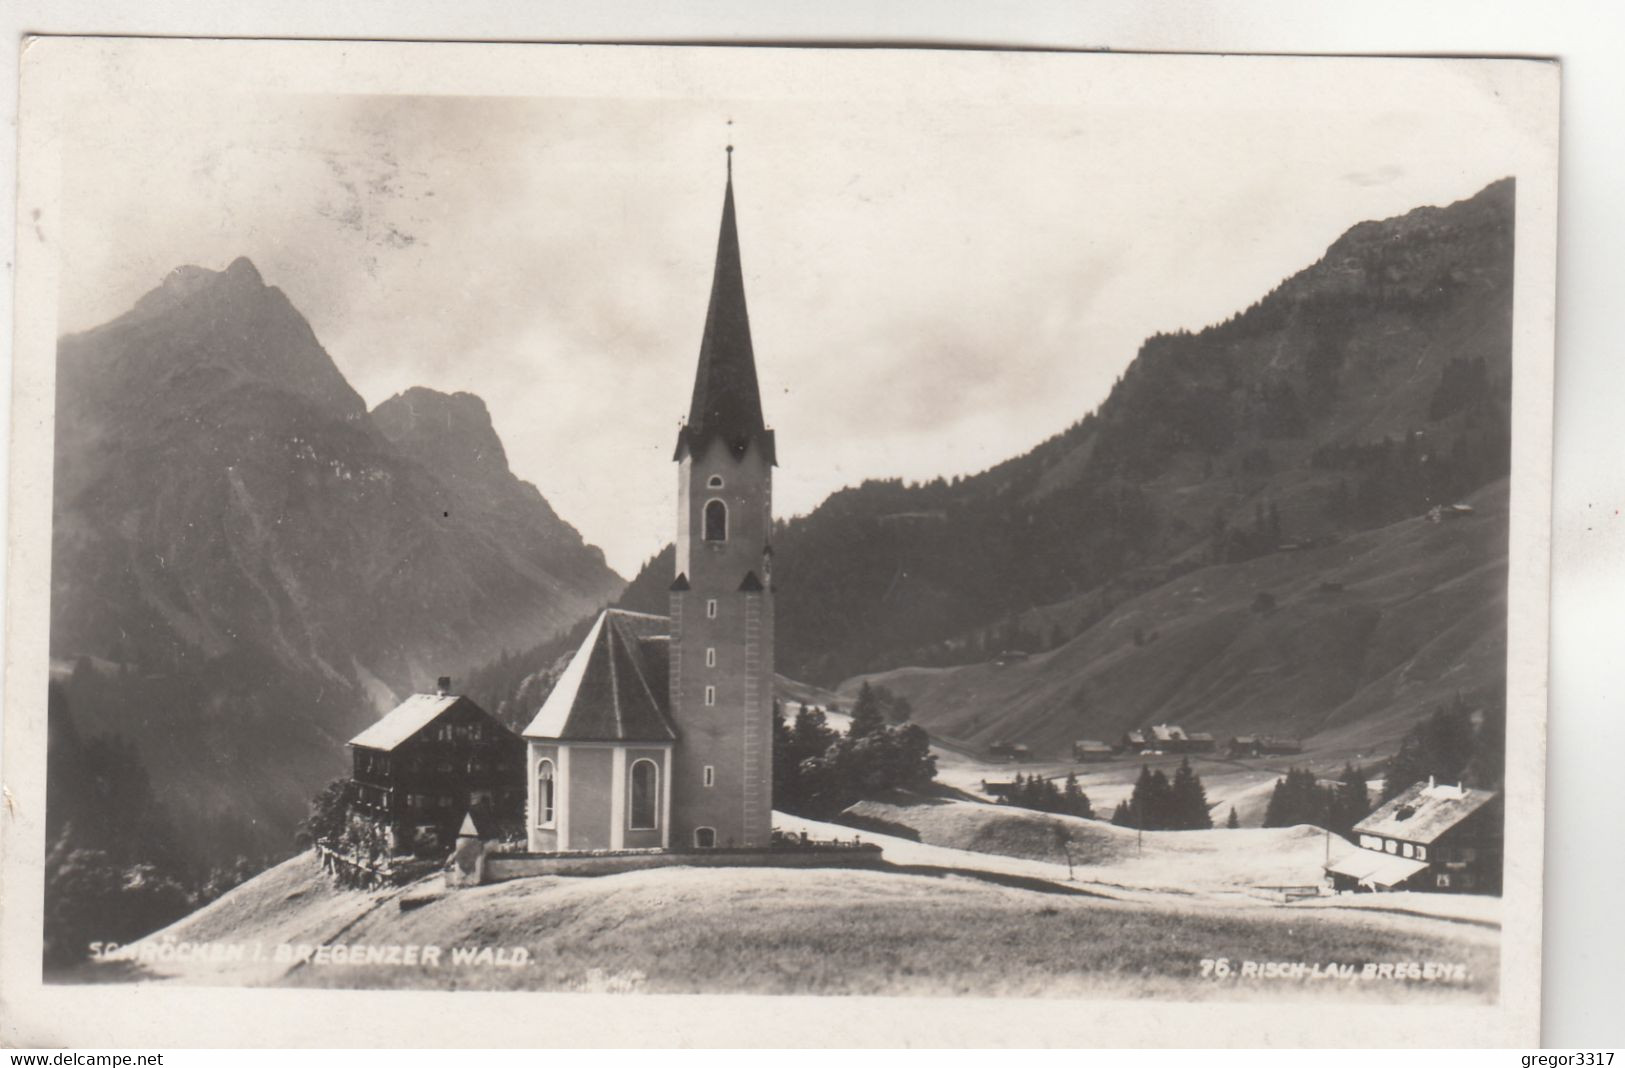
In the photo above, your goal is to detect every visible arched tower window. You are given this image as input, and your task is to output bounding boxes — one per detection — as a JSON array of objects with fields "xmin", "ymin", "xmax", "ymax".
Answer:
[
  {"xmin": 694, "ymin": 827, "xmax": 717, "ymax": 849},
  {"xmin": 704, "ymin": 499, "xmax": 728, "ymax": 542},
  {"xmin": 629, "ymin": 759, "xmax": 659, "ymax": 830},
  {"xmin": 536, "ymin": 760, "xmax": 555, "ymax": 828},
  {"xmin": 707, "ymin": 474, "xmax": 724, "ymax": 489}
]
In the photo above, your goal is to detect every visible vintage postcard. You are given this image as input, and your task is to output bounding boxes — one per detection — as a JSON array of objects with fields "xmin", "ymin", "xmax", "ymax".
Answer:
[{"xmin": 1, "ymin": 39, "xmax": 1557, "ymax": 1046}]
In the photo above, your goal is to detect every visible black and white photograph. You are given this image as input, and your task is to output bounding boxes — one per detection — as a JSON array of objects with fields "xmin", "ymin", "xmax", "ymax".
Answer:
[{"xmin": 0, "ymin": 36, "xmax": 1560, "ymax": 1048}]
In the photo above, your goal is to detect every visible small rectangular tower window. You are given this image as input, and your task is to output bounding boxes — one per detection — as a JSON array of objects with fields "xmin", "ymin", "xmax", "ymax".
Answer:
[
  {"xmin": 705, "ymin": 685, "xmax": 716, "ymax": 707},
  {"xmin": 706, "ymin": 599, "xmax": 718, "ymax": 619},
  {"xmin": 705, "ymin": 647, "xmax": 717, "ymax": 667},
  {"xmin": 703, "ymin": 766, "xmax": 715, "ymax": 787}
]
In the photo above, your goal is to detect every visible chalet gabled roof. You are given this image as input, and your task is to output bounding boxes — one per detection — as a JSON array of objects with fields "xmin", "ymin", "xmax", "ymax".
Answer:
[
  {"xmin": 522, "ymin": 609, "xmax": 677, "ymax": 744},
  {"xmin": 1354, "ymin": 780, "xmax": 1498, "ymax": 844},
  {"xmin": 348, "ymin": 692, "xmax": 465, "ymax": 752},
  {"xmin": 674, "ymin": 158, "xmax": 775, "ymax": 466}
]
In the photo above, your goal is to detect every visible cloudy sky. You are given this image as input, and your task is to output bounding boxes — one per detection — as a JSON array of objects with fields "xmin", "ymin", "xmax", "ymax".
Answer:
[{"xmin": 56, "ymin": 48, "xmax": 1532, "ymax": 575}]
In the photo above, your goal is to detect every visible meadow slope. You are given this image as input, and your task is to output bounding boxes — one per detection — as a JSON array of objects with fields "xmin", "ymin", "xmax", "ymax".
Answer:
[{"xmin": 77, "ymin": 808, "xmax": 1498, "ymax": 1002}]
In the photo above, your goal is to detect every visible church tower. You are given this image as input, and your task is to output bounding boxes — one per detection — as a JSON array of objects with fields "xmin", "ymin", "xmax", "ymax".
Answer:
[{"xmin": 668, "ymin": 150, "xmax": 776, "ymax": 850}]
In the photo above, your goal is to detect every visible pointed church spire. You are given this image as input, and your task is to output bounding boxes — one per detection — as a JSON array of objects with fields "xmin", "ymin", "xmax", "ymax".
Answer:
[{"xmin": 676, "ymin": 150, "xmax": 776, "ymax": 465}]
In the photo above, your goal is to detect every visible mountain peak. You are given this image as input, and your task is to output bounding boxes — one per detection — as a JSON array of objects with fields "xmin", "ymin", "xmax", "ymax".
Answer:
[
  {"xmin": 225, "ymin": 256, "xmax": 264, "ymax": 285},
  {"xmin": 371, "ymin": 387, "xmax": 511, "ymax": 481}
]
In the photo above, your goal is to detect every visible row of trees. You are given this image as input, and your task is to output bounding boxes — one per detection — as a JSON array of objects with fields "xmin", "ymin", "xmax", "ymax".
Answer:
[
  {"xmin": 1384, "ymin": 691, "xmax": 1505, "ymax": 798},
  {"xmin": 772, "ymin": 683, "xmax": 938, "ymax": 820},
  {"xmin": 996, "ymin": 772, "xmax": 1095, "ymax": 820},
  {"xmin": 1257, "ymin": 691, "xmax": 1506, "ymax": 835},
  {"xmin": 1261, "ymin": 764, "xmax": 1373, "ymax": 836},
  {"xmin": 1109, "ymin": 759, "xmax": 1215, "ymax": 830}
]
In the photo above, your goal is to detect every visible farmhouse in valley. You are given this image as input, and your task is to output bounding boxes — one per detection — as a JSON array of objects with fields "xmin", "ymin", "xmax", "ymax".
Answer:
[
  {"xmin": 1327, "ymin": 777, "xmax": 1502, "ymax": 893},
  {"xmin": 345, "ymin": 677, "xmax": 526, "ymax": 854},
  {"xmin": 521, "ymin": 153, "xmax": 776, "ymax": 853}
]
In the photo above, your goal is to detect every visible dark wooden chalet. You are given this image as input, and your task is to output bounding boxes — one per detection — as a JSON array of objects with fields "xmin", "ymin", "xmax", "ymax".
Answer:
[
  {"xmin": 346, "ymin": 678, "xmax": 525, "ymax": 856},
  {"xmin": 1327, "ymin": 778, "xmax": 1502, "ymax": 894}
]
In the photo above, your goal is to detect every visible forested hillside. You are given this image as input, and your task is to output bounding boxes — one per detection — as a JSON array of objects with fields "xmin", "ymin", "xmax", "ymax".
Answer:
[{"xmin": 615, "ymin": 180, "xmax": 1514, "ymax": 691}]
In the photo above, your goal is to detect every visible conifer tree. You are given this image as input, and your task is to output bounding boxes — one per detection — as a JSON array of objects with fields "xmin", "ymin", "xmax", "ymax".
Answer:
[
  {"xmin": 1170, "ymin": 758, "xmax": 1213, "ymax": 829},
  {"xmin": 847, "ymin": 681, "xmax": 887, "ymax": 739},
  {"xmin": 1226, "ymin": 806, "xmax": 1240, "ymax": 829}
]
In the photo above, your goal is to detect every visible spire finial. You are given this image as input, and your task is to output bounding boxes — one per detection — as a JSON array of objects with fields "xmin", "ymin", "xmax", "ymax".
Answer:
[{"xmin": 726, "ymin": 117, "xmax": 734, "ymax": 181}]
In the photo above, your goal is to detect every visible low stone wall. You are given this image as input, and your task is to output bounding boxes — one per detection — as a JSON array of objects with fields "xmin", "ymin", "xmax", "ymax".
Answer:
[{"xmin": 482, "ymin": 843, "xmax": 884, "ymax": 883}]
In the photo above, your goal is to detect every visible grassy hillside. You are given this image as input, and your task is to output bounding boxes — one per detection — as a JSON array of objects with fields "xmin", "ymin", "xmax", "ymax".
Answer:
[
  {"xmin": 838, "ymin": 792, "xmax": 1356, "ymax": 892},
  {"xmin": 843, "ymin": 476, "xmax": 1505, "ymax": 760},
  {"xmin": 84, "ymin": 843, "xmax": 1497, "ymax": 1001}
]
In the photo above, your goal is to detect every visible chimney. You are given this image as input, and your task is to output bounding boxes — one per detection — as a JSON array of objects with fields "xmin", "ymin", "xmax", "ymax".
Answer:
[
  {"xmin": 1428, "ymin": 774, "xmax": 1435, "ymax": 790},
  {"xmin": 437, "ymin": 675, "xmax": 452, "ymax": 696}
]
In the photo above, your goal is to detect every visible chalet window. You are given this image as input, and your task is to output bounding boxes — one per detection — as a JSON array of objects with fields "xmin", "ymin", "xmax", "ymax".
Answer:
[
  {"xmin": 706, "ymin": 647, "xmax": 717, "ymax": 668},
  {"xmin": 1401, "ymin": 843, "xmax": 1414, "ymax": 858},
  {"xmin": 536, "ymin": 760, "xmax": 556, "ymax": 828},
  {"xmin": 1416, "ymin": 845, "xmax": 1427, "ymax": 861},
  {"xmin": 629, "ymin": 759, "xmax": 659, "ymax": 831},
  {"xmin": 705, "ymin": 685, "xmax": 716, "ymax": 707},
  {"xmin": 1436, "ymin": 873, "xmax": 1451, "ymax": 888},
  {"xmin": 703, "ymin": 766, "xmax": 715, "ymax": 788},
  {"xmin": 1460, "ymin": 847, "xmax": 1477, "ymax": 862},
  {"xmin": 704, "ymin": 499, "xmax": 728, "ymax": 542},
  {"xmin": 439, "ymin": 795, "xmax": 453, "ymax": 808},
  {"xmin": 708, "ymin": 475, "xmax": 724, "ymax": 489},
  {"xmin": 1384, "ymin": 840, "xmax": 1397, "ymax": 854},
  {"xmin": 706, "ymin": 599, "xmax": 718, "ymax": 619},
  {"xmin": 694, "ymin": 827, "xmax": 717, "ymax": 849}
]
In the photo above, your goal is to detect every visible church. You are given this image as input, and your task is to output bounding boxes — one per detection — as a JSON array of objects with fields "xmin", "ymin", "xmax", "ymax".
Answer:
[{"xmin": 522, "ymin": 153, "xmax": 776, "ymax": 853}]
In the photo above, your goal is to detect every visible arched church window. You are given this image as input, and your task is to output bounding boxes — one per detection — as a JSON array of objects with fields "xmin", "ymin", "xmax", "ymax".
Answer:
[
  {"xmin": 629, "ymin": 759, "xmax": 659, "ymax": 830},
  {"xmin": 536, "ymin": 760, "xmax": 555, "ymax": 827},
  {"xmin": 694, "ymin": 827, "xmax": 717, "ymax": 849},
  {"xmin": 708, "ymin": 474, "xmax": 724, "ymax": 489},
  {"xmin": 704, "ymin": 499, "xmax": 728, "ymax": 542}
]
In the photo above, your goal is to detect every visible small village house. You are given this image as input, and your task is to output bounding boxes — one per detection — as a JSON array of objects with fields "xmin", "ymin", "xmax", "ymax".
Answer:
[
  {"xmin": 346, "ymin": 677, "xmax": 525, "ymax": 856},
  {"xmin": 1121, "ymin": 724, "xmax": 1211, "ymax": 754},
  {"xmin": 1326, "ymin": 777, "xmax": 1502, "ymax": 893},
  {"xmin": 1227, "ymin": 734, "xmax": 1305, "ymax": 757},
  {"xmin": 1184, "ymin": 731, "xmax": 1217, "ymax": 753},
  {"xmin": 1072, "ymin": 739, "xmax": 1114, "ymax": 762},
  {"xmin": 1150, "ymin": 724, "xmax": 1189, "ymax": 750}
]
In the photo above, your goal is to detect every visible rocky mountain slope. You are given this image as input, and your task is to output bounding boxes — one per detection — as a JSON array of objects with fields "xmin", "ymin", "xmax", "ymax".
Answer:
[{"xmin": 50, "ymin": 258, "xmax": 623, "ymax": 862}]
